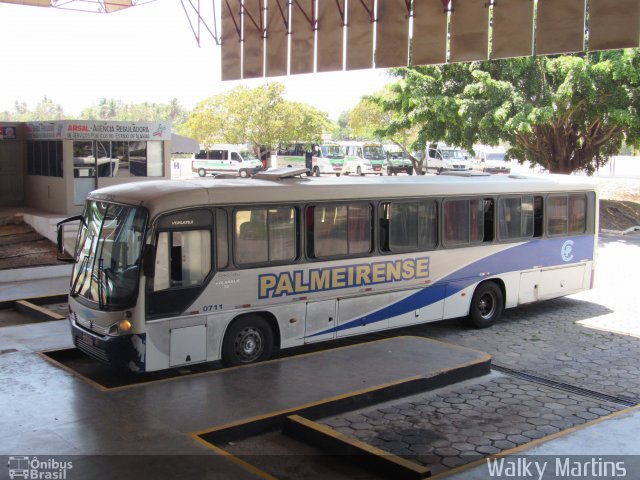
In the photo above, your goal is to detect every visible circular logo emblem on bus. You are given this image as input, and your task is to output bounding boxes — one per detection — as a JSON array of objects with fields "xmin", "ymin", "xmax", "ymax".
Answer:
[{"xmin": 561, "ymin": 240, "xmax": 574, "ymax": 262}]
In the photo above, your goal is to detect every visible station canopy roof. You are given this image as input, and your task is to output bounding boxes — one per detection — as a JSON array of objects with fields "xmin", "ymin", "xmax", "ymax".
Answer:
[
  {"xmin": 216, "ymin": 0, "xmax": 640, "ymax": 80},
  {"xmin": 4, "ymin": 0, "xmax": 639, "ymax": 80},
  {"xmin": 0, "ymin": 0, "xmax": 135, "ymax": 13}
]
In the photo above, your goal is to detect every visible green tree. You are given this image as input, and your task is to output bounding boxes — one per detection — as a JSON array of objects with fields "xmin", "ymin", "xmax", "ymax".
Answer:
[
  {"xmin": 350, "ymin": 93, "xmax": 427, "ymax": 173},
  {"xmin": 181, "ymin": 83, "xmax": 330, "ymax": 160},
  {"xmin": 0, "ymin": 97, "xmax": 67, "ymax": 121},
  {"xmin": 79, "ymin": 98, "xmax": 188, "ymax": 128},
  {"xmin": 373, "ymin": 50, "xmax": 640, "ymax": 174}
]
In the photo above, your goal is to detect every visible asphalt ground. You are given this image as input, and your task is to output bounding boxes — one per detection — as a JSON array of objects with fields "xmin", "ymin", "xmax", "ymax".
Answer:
[
  {"xmin": 2, "ymin": 233, "xmax": 638, "ymax": 479},
  {"xmin": 217, "ymin": 232, "xmax": 640, "ymax": 478}
]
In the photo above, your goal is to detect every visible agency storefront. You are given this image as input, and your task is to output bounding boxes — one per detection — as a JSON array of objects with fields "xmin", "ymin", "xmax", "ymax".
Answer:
[{"xmin": 24, "ymin": 120, "xmax": 171, "ymax": 215}]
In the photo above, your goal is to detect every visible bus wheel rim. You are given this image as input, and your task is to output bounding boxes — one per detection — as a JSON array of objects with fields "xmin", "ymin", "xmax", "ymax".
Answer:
[
  {"xmin": 478, "ymin": 292, "xmax": 496, "ymax": 319},
  {"xmin": 235, "ymin": 327, "xmax": 263, "ymax": 362}
]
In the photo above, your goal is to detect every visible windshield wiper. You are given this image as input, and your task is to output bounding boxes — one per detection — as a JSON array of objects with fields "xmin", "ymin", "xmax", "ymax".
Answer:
[
  {"xmin": 98, "ymin": 258, "xmax": 106, "ymax": 310},
  {"xmin": 70, "ymin": 255, "xmax": 89, "ymax": 297}
]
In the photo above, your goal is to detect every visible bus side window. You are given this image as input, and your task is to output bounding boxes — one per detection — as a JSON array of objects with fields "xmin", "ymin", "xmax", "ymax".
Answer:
[
  {"xmin": 533, "ymin": 196, "xmax": 543, "ymax": 237},
  {"xmin": 308, "ymin": 203, "xmax": 371, "ymax": 259},
  {"xmin": 216, "ymin": 209, "xmax": 229, "ymax": 270},
  {"xmin": 547, "ymin": 195, "xmax": 568, "ymax": 236},
  {"xmin": 153, "ymin": 230, "xmax": 212, "ymax": 291},
  {"xmin": 483, "ymin": 198, "xmax": 495, "ymax": 242}
]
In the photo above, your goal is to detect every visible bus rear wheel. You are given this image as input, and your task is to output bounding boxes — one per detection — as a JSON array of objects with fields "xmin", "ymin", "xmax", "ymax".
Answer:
[
  {"xmin": 239, "ymin": 169, "xmax": 249, "ymax": 178},
  {"xmin": 313, "ymin": 167, "xmax": 320, "ymax": 177},
  {"xmin": 357, "ymin": 166, "xmax": 364, "ymax": 176},
  {"xmin": 198, "ymin": 168, "xmax": 206, "ymax": 177},
  {"xmin": 466, "ymin": 281, "xmax": 503, "ymax": 329},
  {"xmin": 222, "ymin": 316, "xmax": 274, "ymax": 366}
]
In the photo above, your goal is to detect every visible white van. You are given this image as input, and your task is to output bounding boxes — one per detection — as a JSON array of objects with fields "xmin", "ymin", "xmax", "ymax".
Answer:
[
  {"xmin": 340, "ymin": 141, "xmax": 385, "ymax": 175},
  {"xmin": 192, "ymin": 145, "xmax": 263, "ymax": 178},
  {"xmin": 422, "ymin": 144, "xmax": 471, "ymax": 174},
  {"xmin": 383, "ymin": 145, "xmax": 414, "ymax": 175},
  {"xmin": 471, "ymin": 145, "xmax": 511, "ymax": 174}
]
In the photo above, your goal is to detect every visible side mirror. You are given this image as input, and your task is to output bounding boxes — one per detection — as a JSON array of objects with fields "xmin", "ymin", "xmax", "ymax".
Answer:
[
  {"xmin": 142, "ymin": 244, "xmax": 156, "ymax": 278},
  {"xmin": 56, "ymin": 215, "xmax": 83, "ymax": 262}
]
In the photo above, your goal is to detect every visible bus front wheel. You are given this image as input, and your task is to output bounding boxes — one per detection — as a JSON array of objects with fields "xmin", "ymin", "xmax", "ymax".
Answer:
[
  {"xmin": 239, "ymin": 169, "xmax": 249, "ymax": 178},
  {"xmin": 313, "ymin": 167, "xmax": 320, "ymax": 177},
  {"xmin": 466, "ymin": 281, "xmax": 503, "ymax": 329},
  {"xmin": 222, "ymin": 316, "xmax": 274, "ymax": 366},
  {"xmin": 198, "ymin": 168, "xmax": 206, "ymax": 177}
]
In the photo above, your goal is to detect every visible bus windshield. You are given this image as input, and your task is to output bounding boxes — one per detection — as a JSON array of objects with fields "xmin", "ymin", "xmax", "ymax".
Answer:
[
  {"xmin": 240, "ymin": 150, "xmax": 258, "ymax": 161},
  {"xmin": 71, "ymin": 201, "xmax": 147, "ymax": 309},
  {"xmin": 363, "ymin": 145, "xmax": 386, "ymax": 160},
  {"xmin": 441, "ymin": 149, "xmax": 466, "ymax": 160},
  {"xmin": 320, "ymin": 145, "xmax": 345, "ymax": 159}
]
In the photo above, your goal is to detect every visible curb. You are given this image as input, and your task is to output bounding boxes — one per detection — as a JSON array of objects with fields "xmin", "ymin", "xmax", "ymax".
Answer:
[{"xmin": 283, "ymin": 414, "xmax": 430, "ymax": 480}]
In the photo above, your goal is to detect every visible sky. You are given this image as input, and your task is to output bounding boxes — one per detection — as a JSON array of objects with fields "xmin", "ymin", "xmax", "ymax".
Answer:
[{"xmin": 0, "ymin": 0, "xmax": 391, "ymax": 120}]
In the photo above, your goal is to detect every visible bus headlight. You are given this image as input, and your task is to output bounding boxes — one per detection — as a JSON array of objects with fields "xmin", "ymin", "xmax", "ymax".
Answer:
[
  {"xmin": 108, "ymin": 318, "xmax": 132, "ymax": 336},
  {"xmin": 118, "ymin": 319, "xmax": 132, "ymax": 333}
]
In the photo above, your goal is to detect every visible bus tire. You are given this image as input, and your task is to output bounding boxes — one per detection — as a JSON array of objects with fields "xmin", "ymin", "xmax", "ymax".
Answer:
[
  {"xmin": 357, "ymin": 166, "xmax": 364, "ymax": 176},
  {"xmin": 239, "ymin": 169, "xmax": 249, "ymax": 178},
  {"xmin": 313, "ymin": 167, "xmax": 320, "ymax": 177},
  {"xmin": 408, "ymin": 168, "xmax": 414, "ymax": 176},
  {"xmin": 387, "ymin": 167, "xmax": 393, "ymax": 176},
  {"xmin": 198, "ymin": 168, "xmax": 206, "ymax": 177},
  {"xmin": 466, "ymin": 281, "xmax": 503, "ymax": 329},
  {"xmin": 221, "ymin": 315, "xmax": 274, "ymax": 366},
  {"xmin": 336, "ymin": 173, "xmax": 341, "ymax": 177}
]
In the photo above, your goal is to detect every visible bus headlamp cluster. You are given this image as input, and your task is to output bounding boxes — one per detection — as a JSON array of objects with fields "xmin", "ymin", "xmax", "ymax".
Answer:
[{"xmin": 108, "ymin": 316, "xmax": 133, "ymax": 336}]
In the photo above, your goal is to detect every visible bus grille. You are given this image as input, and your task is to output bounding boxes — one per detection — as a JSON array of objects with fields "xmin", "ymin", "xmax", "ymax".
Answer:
[
  {"xmin": 73, "ymin": 312, "xmax": 110, "ymax": 336},
  {"xmin": 74, "ymin": 336, "xmax": 109, "ymax": 364}
]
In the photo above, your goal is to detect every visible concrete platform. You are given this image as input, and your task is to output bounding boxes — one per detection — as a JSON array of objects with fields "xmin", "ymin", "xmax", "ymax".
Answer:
[{"xmin": 0, "ymin": 318, "xmax": 490, "ymax": 479}]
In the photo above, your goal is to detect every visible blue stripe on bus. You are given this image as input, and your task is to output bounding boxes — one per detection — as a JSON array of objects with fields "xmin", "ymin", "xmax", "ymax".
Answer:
[{"xmin": 307, "ymin": 235, "xmax": 594, "ymax": 338}]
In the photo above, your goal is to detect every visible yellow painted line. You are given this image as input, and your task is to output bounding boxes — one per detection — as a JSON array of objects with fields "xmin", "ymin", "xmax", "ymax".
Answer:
[
  {"xmin": 430, "ymin": 403, "xmax": 640, "ymax": 480},
  {"xmin": 36, "ymin": 350, "xmax": 109, "ymax": 392},
  {"xmin": 286, "ymin": 415, "xmax": 429, "ymax": 478},
  {"xmin": 15, "ymin": 300, "xmax": 66, "ymax": 321},
  {"xmin": 189, "ymin": 433, "xmax": 278, "ymax": 480}
]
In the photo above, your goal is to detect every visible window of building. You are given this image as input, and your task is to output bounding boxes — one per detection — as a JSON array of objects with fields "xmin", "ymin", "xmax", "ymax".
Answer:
[
  {"xmin": 234, "ymin": 207, "xmax": 297, "ymax": 266},
  {"xmin": 307, "ymin": 203, "xmax": 372, "ymax": 259},
  {"xmin": 27, "ymin": 141, "xmax": 63, "ymax": 177}
]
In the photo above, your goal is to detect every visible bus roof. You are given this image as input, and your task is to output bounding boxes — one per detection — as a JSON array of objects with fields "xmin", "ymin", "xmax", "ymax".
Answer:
[{"xmin": 89, "ymin": 174, "xmax": 598, "ymax": 218}]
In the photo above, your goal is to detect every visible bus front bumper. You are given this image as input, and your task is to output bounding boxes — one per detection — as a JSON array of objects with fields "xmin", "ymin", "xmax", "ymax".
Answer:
[{"xmin": 70, "ymin": 322, "xmax": 146, "ymax": 372}]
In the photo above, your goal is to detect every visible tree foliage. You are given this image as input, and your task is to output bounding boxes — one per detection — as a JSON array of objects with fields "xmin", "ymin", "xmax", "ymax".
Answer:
[
  {"xmin": 371, "ymin": 50, "xmax": 640, "ymax": 174},
  {"xmin": 180, "ymin": 82, "xmax": 331, "ymax": 158},
  {"xmin": 348, "ymin": 92, "xmax": 426, "ymax": 173},
  {"xmin": 0, "ymin": 97, "xmax": 67, "ymax": 121},
  {"xmin": 80, "ymin": 98, "xmax": 188, "ymax": 127}
]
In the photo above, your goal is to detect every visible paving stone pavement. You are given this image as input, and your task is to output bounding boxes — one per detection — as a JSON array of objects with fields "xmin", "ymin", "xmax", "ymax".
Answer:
[
  {"xmin": 321, "ymin": 374, "xmax": 623, "ymax": 475},
  {"xmin": 317, "ymin": 234, "xmax": 640, "ymax": 476}
]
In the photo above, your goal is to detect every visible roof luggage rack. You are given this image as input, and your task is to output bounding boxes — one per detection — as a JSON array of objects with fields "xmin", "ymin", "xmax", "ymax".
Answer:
[
  {"xmin": 440, "ymin": 171, "xmax": 491, "ymax": 177},
  {"xmin": 253, "ymin": 167, "xmax": 310, "ymax": 180}
]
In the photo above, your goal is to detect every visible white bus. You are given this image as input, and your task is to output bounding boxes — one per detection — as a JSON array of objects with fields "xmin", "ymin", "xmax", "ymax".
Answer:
[
  {"xmin": 340, "ymin": 141, "xmax": 386, "ymax": 175},
  {"xmin": 275, "ymin": 142, "xmax": 345, "ymax": 176},
  {"xmin": 57, "ymin": 170, "xmax": 598, "ymax": 372}
]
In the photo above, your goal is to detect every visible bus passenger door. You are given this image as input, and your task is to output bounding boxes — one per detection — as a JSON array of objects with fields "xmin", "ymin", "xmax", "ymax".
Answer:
[{"xmin": 305, "ymin": 300, "xmax": 336, "ymax": 343}]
